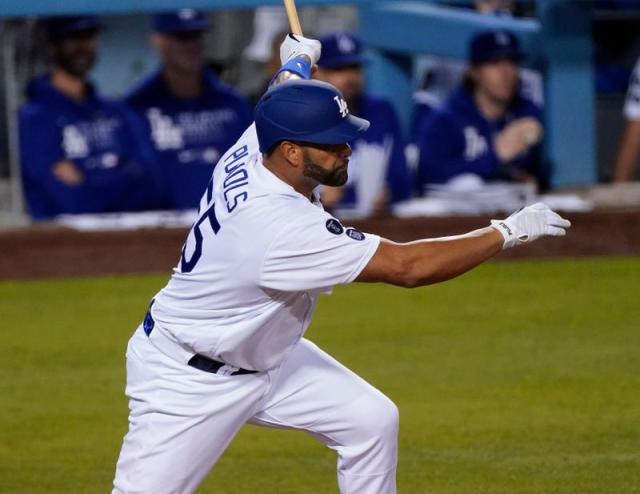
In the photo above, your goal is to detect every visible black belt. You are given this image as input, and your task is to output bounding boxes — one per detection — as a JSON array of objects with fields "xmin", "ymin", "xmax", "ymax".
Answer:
[
  {"xmin": 143, "ymin": 303, "xmax": 258, "ymax": 377},
  {"xmin": 187, "ymin": 354, "xmax": 258, "ymax": 375}
]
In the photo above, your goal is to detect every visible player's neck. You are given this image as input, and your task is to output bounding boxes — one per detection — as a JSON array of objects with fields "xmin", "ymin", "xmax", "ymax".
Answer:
[
  {"xmin": 263, "ymin": 156, "xmax": 315, "ymax": 201},
  {"xmin": 51, "ymin": 69, "xmax": 87, "ymax": 103},
  {"xmin": 162, "ymin": 67, "xmax": 202, "ymax": 99},
  {"xmin": 473, "ymin": 90, "xmax": 508, "ymax": 121}
]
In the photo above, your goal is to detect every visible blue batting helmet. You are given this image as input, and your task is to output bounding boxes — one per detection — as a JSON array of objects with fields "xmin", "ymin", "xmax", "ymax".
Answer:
[{"xmin": 254, "ymin": 79, "xmax": 370, "ymax": 153}]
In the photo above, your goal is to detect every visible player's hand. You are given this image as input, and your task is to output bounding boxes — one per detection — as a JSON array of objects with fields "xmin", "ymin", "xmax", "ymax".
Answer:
[
  {"xmin": 53, "ymin": 160, "xmax": 85, "ymax": 186},
  {"xmin": 280, "ymin": 33, "xmax": 322, "ymax": 66},
  {"xmin": 490, "ymin": 202, "xmax": 571, "ymax": 249},
  {"xmin": 494, "ymin": 117, "xmax": 543, "ymax": 163}
]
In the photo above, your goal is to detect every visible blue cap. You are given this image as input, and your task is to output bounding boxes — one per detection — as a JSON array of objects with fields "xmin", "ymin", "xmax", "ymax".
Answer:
[
  {"xmin": 41, "ymin": 16, "xmax": 102, "ymax": 40},
  {"xmin": 469, "ymin": 30, "xmax": 523, "ymax": 65},
  {"xmin": 317, "ymin": 32, "xmax": 364, "ymax": 69},
  {"xmin": 153, "ymin": 9, "xmax": 209, "ymax": 34},
  {"xmin": 255, "ymin": 80, "xmax": 370, "ymax": 153}
]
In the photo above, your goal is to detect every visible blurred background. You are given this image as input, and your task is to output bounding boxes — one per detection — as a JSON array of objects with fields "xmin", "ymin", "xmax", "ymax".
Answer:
[
  {"xmin": 1, "ymin": 2, "xmax": 639, "ymax": 493},
  {"xmin": 0, "ymin": 0, "xmax": 639, "ymax": 230}
]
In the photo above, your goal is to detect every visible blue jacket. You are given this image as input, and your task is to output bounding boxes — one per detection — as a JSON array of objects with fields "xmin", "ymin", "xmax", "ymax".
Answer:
[
  {"xmin": 340, "ymin": 93, "xmax": 411, "ymax": 207},
  {"xmin": 415, "ymin": 84, "xmax": 548, "ymax": 191},
  {"xmin": 124, "ymin": 69, "xmax": 252, "ymax": 210},
  {"xmin": 19, "ymin": 75, "xmax": 157, "ymax": 219}
]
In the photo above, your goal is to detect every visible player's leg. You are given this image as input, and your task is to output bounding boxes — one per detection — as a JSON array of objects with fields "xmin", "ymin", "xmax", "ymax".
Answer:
[
  {"xmin": 249, "ymin": 339, "xmax": 399, "ymax": 494},
  {"xmin": 112, "ymin": 327, "xmax": 269, "ymax": 494}
]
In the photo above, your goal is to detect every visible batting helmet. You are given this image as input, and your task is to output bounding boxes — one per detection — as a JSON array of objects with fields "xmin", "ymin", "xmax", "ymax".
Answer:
[{"xmin": 254, "ymin": 79, "xmax": 370, "ymax": 153}]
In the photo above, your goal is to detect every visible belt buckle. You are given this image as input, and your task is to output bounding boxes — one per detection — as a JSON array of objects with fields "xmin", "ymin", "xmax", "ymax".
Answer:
[{"xmin": 216, "ymin": 364, "xmax": 241, "ymax": 376}]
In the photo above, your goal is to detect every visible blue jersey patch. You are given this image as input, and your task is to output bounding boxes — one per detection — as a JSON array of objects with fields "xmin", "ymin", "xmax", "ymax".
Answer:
[
  {"xmin": 326, "ymin": 218, "xmax": 344, "ymax": 235},
  {"xmin": 346, "ymin": 228, "xmax": 365, "ymax": 241}
]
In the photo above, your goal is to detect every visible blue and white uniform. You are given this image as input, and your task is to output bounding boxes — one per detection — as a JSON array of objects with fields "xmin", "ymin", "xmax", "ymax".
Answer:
[
  {"xmin": 113, "ymin": 95, "xmax": 399, "ymax": 494},
  {"xmin": 623, "ymin": 58, "xmax": 640, "ymax": 121},
  {"xmin": 124, "ymin": 69, "xmax": 252, "ymax": 210},
  {"xmin": 150, "ymin": 124, "xmax": 380, "ymax": 371},
  {"xmin": 19, "ymin": 75, "xmax": 157, "ymax": 219},
  {"xmin": 414, "ymin": 84, "xmax": 547, "ymax": 190}
]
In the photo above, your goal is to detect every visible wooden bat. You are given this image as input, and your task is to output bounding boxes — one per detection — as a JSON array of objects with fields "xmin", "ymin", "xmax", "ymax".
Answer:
[{"xmin": 283, "ymin": 0, "xmax": 303, "ymax": 36}]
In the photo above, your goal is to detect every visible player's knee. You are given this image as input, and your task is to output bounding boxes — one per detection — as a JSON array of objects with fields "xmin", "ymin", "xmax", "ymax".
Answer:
[
  {"xmin": 354, "ymin": 393, "xmax": 399, "ymax": 442},
  {"xmin": 375, "ymin": 395, "xmax": 400, "ymax": 440}
]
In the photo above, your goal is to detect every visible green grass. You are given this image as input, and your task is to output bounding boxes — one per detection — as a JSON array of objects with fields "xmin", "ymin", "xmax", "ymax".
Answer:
[{"xmin": 0, "ymin": 257, "xmax": 639, "ymax": 493}]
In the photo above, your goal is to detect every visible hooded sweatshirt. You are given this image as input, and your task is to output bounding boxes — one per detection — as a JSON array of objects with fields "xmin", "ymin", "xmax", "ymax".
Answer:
[
  {"xmin": 415, "ymin": 84, "xmax": 548, "ymax": 191},
  {"xmin": 124, "ymin": 69, "xmax": 252, "ymax": 210},
  {"xmin": 19, "ymin": 75, "xmax": 159, "ymax": 219}
]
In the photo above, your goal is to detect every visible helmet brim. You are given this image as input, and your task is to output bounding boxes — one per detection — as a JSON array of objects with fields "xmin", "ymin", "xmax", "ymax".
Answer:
[{"xmin": 298, "ymin": 114, "xmax": 370, "ymax": 145}]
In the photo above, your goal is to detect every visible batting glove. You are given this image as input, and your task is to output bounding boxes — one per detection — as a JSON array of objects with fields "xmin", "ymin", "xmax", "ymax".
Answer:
[
  {"xmin": 490, "ymin": 202, "xmax": 571, "ymax": 250},
  {"xmin": 280, "ymin": 33, "xmax": 322, "ymax": 65}
]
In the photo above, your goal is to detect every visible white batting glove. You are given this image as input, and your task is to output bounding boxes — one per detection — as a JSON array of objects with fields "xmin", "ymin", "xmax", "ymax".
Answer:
[
  {"xmin": 490, "ymin": 203, "xmax": 571, "ymax": 250},
  {"xmin": 280, "ymin": 33, "xmax": 322, "ymax": 65}
]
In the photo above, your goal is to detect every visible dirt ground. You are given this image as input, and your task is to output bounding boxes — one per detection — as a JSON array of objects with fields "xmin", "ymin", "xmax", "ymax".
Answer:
[{"xmin": 1, "ymin": 209, "xmax": 639, "ymax": 280}]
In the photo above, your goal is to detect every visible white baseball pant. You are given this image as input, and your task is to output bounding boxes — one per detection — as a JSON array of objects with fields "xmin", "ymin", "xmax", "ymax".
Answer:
[{"xmin": 112, "ymin": 327, "xmax": 399, "ymax": 493}]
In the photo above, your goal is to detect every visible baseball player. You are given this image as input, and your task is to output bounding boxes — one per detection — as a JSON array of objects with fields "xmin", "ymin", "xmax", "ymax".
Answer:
[
  {"xmin": 313, "ymin": 31, "xmax": 411, "ymax": 217},
  {"xmin": 20, "ymin": 16, "xmax": 158, "ymax": 219},
  {"xmin": 124, "ymin": 10, "xmax": 252, "ymax": 210},
  {"xmin": 414, "ymin": 30, "xmax": 547, "ymax": 192},
  {"xmin": 612, "ymin": 56, "xmax": 640, "ymax": 182},
  {"xmin": 112, "ymin": 34, "xmax": 571, "ymax": 494}
]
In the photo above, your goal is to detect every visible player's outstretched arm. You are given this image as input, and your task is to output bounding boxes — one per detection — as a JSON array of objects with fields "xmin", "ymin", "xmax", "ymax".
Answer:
[{"xmin": 356, "ymin": 203, "xmax": 571, "ymax": 287}]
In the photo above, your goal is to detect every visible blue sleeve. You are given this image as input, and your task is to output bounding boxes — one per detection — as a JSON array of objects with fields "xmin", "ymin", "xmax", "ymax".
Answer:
[
  {"xmin": 19, "ymin": 106, "xmax": 78, "ymax": 219},
  {"xmin": 416, "ymin": 113, "xmax": 499, "ymax": 190},
  {"xmin": 233, "ymin": 93, "xmax": 253, "ymax": 132},
  {"xmin": 113, "ymin": 102, "xmax": 168, "ymax": 210},
  {"xmin": 381, "ymin": 103, "xmax": 412, "ymax": 203}
]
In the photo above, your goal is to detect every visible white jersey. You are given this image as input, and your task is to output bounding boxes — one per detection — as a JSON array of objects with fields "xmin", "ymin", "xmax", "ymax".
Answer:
[
  {"xmin": 150, "ymin": 124, "xmax": 380, "ymax": 371},
  {"xmin": 624, "ymin": 58, "xmax": 640, "ymax": 121}
]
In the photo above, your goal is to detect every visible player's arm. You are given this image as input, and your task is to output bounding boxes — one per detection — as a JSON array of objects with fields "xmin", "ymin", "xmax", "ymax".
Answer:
[
  {"xmin": 271, "ymin": 34, "xmax": 321, "ymax": 85},
  {"xmin": 356, "ymin": 203, "xmax": 571, "ymax": 287},
  {"xmin": 612, "ymin": 119, "xmax": 640, "ymax": 182}
]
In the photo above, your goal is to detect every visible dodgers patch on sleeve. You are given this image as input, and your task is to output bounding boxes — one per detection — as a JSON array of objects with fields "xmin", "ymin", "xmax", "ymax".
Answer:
[
  {"xmin": 345, "ymin": 228, "xmax": 365, "ymax": 241},
  {"xmin": 326, "ymin": 218, "xmax": 344, "ymax": 235}
]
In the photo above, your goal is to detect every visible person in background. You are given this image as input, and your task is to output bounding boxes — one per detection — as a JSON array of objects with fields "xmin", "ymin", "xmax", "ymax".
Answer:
[
  {"xmin": 125, "ymin": 10, "xmax": 252, "ymax": 210},
  {"xmin": 473, "ymin": 0, "xmax": 514, "ymax": 14},
  {"xmin": 313, "ymin": 31, "xmax": 411, "ymax": 217},
  {"xmin": 411, "ymin": 0, "xmax": 542, "ymax": 136},
  {"xmin": 19, "ymin": 16, "xmax": 157, "ymax": 220},
  {"xmin": 612, "ymin": 56, "xmax": 640, "ymax": 182},
  {"xmin": 414, "ymin": 30, "xmax": 547, "ymax": 193}
]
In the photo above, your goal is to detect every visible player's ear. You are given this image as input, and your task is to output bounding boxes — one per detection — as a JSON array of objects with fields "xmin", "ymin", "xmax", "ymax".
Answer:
[{"xmin": 279, "ymin": 141, "xmax": 303, "ymax": 168}]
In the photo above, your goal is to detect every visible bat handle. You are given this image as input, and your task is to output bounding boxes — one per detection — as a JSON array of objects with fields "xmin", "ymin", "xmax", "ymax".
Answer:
[{"xmin": 283, "ymin": 0, "xmax": 303, "ymax": 36}]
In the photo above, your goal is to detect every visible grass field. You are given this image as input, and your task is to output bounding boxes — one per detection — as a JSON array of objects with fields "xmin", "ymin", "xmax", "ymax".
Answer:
[{"xmin": 1, "ymin": 257, "xmax": 639, "ymax": 494}]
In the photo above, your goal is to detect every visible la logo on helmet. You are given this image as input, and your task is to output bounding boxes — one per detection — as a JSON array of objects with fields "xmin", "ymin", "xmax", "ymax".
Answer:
[{"xmin": 333, "ymin": 96, "xmax": 349, "ymax": 118}]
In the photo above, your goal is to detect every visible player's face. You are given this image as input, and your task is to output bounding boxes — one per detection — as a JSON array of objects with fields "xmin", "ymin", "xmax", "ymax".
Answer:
[
  {"xmin": 315, "ymin": 65, "xmax": 364, "ymax": 105},
  {"xmin": 51, "ymin": 30, "xmax": 99, "ymax": 78},
  {"xmin": 153, "ymin": 31, "xmax": 204, "ymax": 75},
  {"xmin": 474, "ymin": 0, "xmax": 514, "ymax": 13},
  {"xmin": 472, "ymin": 58, "xmax": 519, "ymax": 105},
  {"xmin": 299, "ymin": 142, "xmax": 352, "ymax": 187}
]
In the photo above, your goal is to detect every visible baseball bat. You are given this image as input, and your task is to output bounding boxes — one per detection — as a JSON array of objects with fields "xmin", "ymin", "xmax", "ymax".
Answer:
[{"xmin": 283, "ymin": 0, "xmax": 303, "ymax": 36}]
